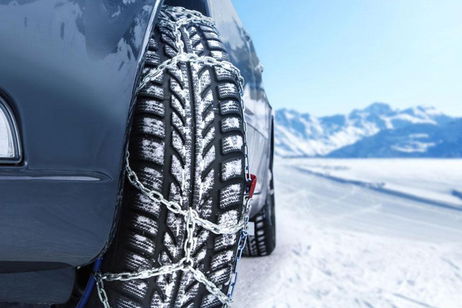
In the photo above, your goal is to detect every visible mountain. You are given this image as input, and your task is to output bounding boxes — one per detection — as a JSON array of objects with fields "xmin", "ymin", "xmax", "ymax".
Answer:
[
  {"xmin": 275, "ymin": 103, "xmax": 456, "ymax": 157},
  {"xmin": 328, "ymin": 119, "xmax": 462, "ymax": 158}
]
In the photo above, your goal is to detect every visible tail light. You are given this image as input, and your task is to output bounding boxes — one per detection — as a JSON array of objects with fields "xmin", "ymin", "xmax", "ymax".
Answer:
[{"xmin": 0, "ymin": 97, "xmax": 21, "ymax": 163}]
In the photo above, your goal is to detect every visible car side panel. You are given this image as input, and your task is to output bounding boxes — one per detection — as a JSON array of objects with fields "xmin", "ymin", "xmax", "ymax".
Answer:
[
  {"xmin": 204, "ymin": 0, "xmax": 273, "ymax": 216},
  {"xmin": 0, "ymin": 0, "xmax": 161, "ymax": 267}
]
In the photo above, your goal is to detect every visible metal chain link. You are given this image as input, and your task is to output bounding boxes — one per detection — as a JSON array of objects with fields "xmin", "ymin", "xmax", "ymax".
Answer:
[
  {"xmin": 138, "ymin": 52, "xmax": 244, "ymax": 96},
  {"xmin": 95, "ymin": 6, "xmax": 252, "ymax": 308},
  {"xmin": 138, "ymin": 8, "xmax": 244, "ymax": 95},
  {"xmin": 125, "ymin": 157, "xmax": 247, "ymax": 235}
]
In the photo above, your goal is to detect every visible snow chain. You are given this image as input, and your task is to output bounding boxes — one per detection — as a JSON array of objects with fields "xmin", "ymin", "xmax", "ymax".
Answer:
[{"xmin": 95, "ymin": 6, "xmax": 252, "ymax": 308}]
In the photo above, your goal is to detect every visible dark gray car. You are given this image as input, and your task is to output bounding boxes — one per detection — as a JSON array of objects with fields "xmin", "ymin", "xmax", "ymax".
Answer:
[{"xmin": 0, "ymin": 0, "xmax": 274, "ymax": 306}]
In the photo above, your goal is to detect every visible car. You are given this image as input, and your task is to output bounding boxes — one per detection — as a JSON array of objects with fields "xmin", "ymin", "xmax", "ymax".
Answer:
[{"xmin": 0, "ymin": 0, "xmax": 275, "ymax": 307}]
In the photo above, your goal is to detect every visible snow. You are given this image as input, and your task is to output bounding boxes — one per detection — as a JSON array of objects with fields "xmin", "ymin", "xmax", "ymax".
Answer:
[
  {"xmin": 288, "ymin": 158, "xmax": 462, "ymax": 207},
  {"xmin": 222, "ymin": 159, "xmax": 243, "ymax": 181},
  {"xmin": 223, "ymin": 135, "xmax": 244, "ymax": 153},
  {"xmin": 275, "ymin": 104, "xmax": 453, "ymax": 158},
  {"xmin": 391, "ymin": 141, "xmax": 437, "ymax": 153},
  {"xmin": 387, "ymin": 113, "xmax": 437, "ymax": 125},
  {"xmin": 222, "ymin": 117, "xmax": 241, "ymax": 131},
  {"xmin": 390, "ymin": 133, "xmax": 437, "ymax": 154},
  {"xmin": 235, "ymin": 158, "xmax": 462, "ymax": 308}
]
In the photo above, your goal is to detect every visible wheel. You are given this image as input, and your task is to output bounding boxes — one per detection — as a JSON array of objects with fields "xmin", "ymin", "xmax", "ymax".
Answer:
[
  {"xmin": 244, "ymin": 119, "xmax": 276, "ymax": 257},
  {"xmin": 86, "ymin": 6, "xmax": 248, "ymax": 308},
  {"xmin": 243, "ymin": 184, "xmax": 276, "ymax": 257}
]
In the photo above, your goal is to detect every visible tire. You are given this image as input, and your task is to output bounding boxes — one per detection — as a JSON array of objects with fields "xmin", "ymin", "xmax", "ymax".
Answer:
[
  {"xmin": 243, "ymin": 185, "xmax": 276, "ymax": 257},
  {"xmin": 89, "ymin": 6, "xmax": 247, "ymax": 308},
  {"xmin": 244, "ymin": 119, "xmax": 275, "ymax": 258}
]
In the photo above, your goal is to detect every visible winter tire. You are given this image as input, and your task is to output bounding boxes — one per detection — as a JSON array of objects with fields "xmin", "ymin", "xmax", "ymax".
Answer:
[
  {"xmin": 87, "ymin": 6, "xmax": 247, "ymax": 308},
  {"xmin": 243, "ymin": 183, "xmax": 276, "ymax": 257},
  {"xmin": 244, "ymin": 120, "xmax": 275, "ymax": 257}
]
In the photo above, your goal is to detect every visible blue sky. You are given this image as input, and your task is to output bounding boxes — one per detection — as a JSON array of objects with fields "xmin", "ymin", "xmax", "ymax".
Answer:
[{"xmin": 233, "ymin": 0, "xmax": 462, "ymax": 116}]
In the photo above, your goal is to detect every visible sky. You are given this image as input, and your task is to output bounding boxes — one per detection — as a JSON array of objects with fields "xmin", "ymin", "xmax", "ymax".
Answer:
[{"xmin": 233, "ymin": 0, "xmax": 462, "ymax": 116}]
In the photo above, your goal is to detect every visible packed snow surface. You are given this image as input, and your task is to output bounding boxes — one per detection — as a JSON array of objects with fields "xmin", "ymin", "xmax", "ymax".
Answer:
[
  {"xmin": 291, "ymin": 158, "xmax": 462, "ymax": 207},
  {"xmin": 235, "ymin": 158, "xmax": 462, "ymax": 308}
]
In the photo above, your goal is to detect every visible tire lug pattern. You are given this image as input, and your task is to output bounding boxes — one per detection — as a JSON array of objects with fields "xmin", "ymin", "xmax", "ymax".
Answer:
[{"xmin": 92, "ymin": 6, "xmax": 248, "ymax": 308}]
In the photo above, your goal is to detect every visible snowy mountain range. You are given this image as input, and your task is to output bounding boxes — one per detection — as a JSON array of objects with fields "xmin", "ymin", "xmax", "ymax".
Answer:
[{"xmin": 275, "ymin": 103, "xmax": 461, "ymax": 157}]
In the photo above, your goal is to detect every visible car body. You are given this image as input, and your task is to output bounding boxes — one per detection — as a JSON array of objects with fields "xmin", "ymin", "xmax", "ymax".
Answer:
[{"xmin": 0, "ymin": 0, "xmax": 273, "ymax": 304}]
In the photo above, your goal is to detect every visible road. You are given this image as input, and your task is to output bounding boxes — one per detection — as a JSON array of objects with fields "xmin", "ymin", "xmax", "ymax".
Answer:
[{"xmin": 234, "ymin": 160, "xmax": 462, "ymax": 308}]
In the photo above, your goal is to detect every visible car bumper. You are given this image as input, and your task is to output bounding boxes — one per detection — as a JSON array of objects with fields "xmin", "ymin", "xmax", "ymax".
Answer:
[{"xmin": 0, "ymin": 170, "xmax": 117, "ymax": 266}]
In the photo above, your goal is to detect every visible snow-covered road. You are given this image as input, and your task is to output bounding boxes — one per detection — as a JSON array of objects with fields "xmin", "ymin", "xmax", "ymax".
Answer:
[{"xmin": 234, "ymin": 159, "xmax": 462, "ymax": 308}]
